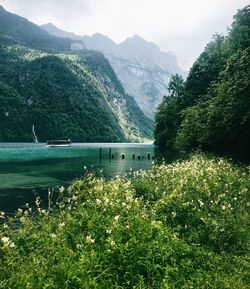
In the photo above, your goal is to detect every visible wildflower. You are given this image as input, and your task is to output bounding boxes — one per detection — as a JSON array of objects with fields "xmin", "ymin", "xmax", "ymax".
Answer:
[
  {"xmin": 172, "ymin": 211, "xmax": 176, "ymax": 218},
  {"xmin": 1, "ymin": 236, "xmax": 15, "ymax": 249},
  {"xmin": 114, "ymin": 215, "xmax": 120, "ymax": 222},
  {"xmin": 35, "ymin": 197, "xmax": 40, "ymax": 207},
  {"xmin": 106, "ymin": 229, "xmax": 112, "ymax": 234},
  {"xmin": 58, "ymin": 222, "xmax": 65, "ymax": 229},
  {"xmin": 96, "ymin": 198, "xmax": 102, "ymax": 205},
  {"xmin": 17, "ymin": 208, "xmax": 23, "ymax": 215},
  {"xmin": 1, "ymin": 236, "xmax": 9, "ymax": 243},
  {"xmin": 50, "ymin": 233, "xmax": 57, "ymax": 240},
  {"xmin": 83, "ymin": 165, "xmax": 87, "ymax": 170},
  {"xmin": 198, "ymin": 199, "xmax": 204, "ymax": 207},
  {"xmin": 86, "ymin": 235, "xmax": 95, "ymax": 245},
  {"xmin": 20, "ymin": 217, "xmax": 26, "ymax": 224},
  {"xmin": 3, "ymin": 223, "xmax": 8, "ymax": 229},
  {"xmin": 59, "ymin": 186, "xmax": 65, "ymax": 193},
  {"xmin": 0, "ymin": 211, "xmax": 5, "ymax": 219},
  {"xmin": 110, "ymin": 240, "xmax": 116, "ymax": 247},
  {"xmin": 222, "ymin": 205, "xmax": 226, "ymax": 210}
]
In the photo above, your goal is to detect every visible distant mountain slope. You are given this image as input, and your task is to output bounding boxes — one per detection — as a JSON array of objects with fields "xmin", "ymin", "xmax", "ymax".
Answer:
[
  {"xmin": 0, "ymin": 6, "xmax": 153, "ymax": 142},
  {"xmin": 0, "ymin": 5, "xmax": 73, "ymax": 52},
  {"xmin": 41, "ymin": 23, "xmax": 189, "ymax": 118}
]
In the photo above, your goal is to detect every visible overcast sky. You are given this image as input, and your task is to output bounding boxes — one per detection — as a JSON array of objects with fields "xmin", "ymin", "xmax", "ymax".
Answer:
[{"xmin": 0, "ymin": 0, "xmax": 249, "ymax": 57}]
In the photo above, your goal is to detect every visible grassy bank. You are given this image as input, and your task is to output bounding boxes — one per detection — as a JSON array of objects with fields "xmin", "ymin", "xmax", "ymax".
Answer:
[{"xmin": 0, "ymin": 154, "xmax": 249, "ymax": 288}]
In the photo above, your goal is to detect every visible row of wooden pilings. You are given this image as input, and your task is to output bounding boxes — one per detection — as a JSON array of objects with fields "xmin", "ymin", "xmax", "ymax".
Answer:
[{"xmin": 99, "ymin": 148, "xmax": 154, "ymax": 160}]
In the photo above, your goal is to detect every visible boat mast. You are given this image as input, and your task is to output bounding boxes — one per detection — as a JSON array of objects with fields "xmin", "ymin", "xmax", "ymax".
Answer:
[{"xmin": 32, "ymin": 124, "xmax": 38, "ymax": 143}]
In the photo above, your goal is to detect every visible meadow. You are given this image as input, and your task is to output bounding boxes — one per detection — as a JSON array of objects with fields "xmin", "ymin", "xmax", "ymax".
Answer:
[{"xmin": 0, "ymin": 154, "xmax": 249, "ymax": 288}]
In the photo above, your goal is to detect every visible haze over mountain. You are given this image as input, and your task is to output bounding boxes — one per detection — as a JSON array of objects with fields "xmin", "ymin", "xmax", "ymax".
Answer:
[
  {"xmin": 0, "ymin": 5, "xmax": 153, "ymax": 142},
  {"xmin": 41, "ymin": 23, "xmax": 189, "ymax": 118}
]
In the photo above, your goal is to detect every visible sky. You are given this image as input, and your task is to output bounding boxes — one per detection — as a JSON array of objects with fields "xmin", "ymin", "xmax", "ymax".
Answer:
[{"xmin": 0, "ymin": 0, "xmax": 249, "ymax": 57}]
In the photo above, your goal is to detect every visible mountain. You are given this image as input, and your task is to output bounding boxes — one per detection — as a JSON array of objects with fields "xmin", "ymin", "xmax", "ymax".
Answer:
[
  {"xmin": 0, "ymin": 6, "xmax": 153, "ymax": 142},
  {"xmin": 41, "ymin": 23, "xmax": 189, "ymax": 118}
]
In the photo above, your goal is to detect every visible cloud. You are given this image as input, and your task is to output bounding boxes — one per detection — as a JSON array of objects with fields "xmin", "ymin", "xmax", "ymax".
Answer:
[
  {"xmin": 0, "ymin": 0, "xmax": 99, "ymax": 27},
  {"xmin": 0, "ymin": 0, "xmax": 249, "ymax": 56}
]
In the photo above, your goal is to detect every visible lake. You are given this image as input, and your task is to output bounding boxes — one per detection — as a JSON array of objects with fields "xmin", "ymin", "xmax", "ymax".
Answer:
[{"xmin": 0, "ymin": 143, "xmax": 162, "ymax": 213}]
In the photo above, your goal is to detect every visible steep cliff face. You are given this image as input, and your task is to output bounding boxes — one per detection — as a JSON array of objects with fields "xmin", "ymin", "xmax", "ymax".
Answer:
[
  {"xmin": 0, "ymin": 6, "xmax": 153, "ymax": 142},
  {"xmin": 41, "ymin": 23, "xmax": 189, "ymax": 118}
]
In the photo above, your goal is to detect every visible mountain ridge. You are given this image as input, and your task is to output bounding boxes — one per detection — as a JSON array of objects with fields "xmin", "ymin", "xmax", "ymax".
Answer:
[
  {"xmin": 41, "ymin": 23, "xmax": 191, "ymax": 118},
  {"xmin": 0, "ymin": 6, "xmax": 153, "ymax": 142}
]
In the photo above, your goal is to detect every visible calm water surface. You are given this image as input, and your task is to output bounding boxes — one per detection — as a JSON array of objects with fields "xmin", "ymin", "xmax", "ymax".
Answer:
[{"xmin": 0, "ymin": 143, "xmax": 163, "ymax": 213}]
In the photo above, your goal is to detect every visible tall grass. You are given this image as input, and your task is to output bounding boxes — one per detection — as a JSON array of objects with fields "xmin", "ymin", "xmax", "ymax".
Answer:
[{"xmin": 0, "ymin": 154, "xmax": 249, "ymax": 288}]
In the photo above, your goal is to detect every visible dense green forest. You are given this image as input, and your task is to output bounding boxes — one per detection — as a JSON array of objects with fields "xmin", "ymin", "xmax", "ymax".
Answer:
[
  {"xmin": 0, "ymin": 5, "xmax": 153, "ymax": 142},
  {"xmin": 155, "ymin": 5, "xmax": 250, "ymax": 161}
]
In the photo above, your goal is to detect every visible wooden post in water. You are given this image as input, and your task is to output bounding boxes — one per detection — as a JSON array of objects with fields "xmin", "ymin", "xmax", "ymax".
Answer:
[
  {"xmin": 99, "ymin": 148, "xmax": 102, "ymax": 159},
  {"xmin": 132, "ymin": 154, "xmax": 135, "ymax": 159},
  {"xmin": 137, "ymin": 155, "xmax": 141, "ymax": 160},
  {"xmin": 109, "ymin": 148, "xmax": 112, "ymax": 159},
  {"xmin": 147, "ymin": 153, "xmax": 150, "ymax": 159},
  {"xmin": 121, "ymin": 153, "xmax": 125, "ymax": 159}
]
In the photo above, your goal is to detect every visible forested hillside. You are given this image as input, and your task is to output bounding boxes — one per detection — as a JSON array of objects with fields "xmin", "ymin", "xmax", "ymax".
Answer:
[
  {"xmin": 41, "ymin": 24, "xmax": 187, "ymax": 119},
  {"xmin": 155, "ymin": 5, "xmax": 250, "ymax": 161},
  {"xmin": 0, "ymin": 5, "xmax": 153, "ymax": 142}
]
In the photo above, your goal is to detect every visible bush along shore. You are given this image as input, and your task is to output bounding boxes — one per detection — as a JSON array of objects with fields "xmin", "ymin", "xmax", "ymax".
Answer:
[{"xmin": 0, "ymin": 154, "xmax": 250, "ymax": 288}]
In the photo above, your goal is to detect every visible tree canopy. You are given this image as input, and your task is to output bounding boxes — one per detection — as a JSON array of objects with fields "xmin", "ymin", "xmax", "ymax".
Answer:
[{"xmin": 155, "ymin": 5, "xmax": 250, "ymax": 161}]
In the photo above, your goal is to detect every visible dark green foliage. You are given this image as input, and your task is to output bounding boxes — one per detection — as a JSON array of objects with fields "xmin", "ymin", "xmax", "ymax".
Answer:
[
  {"xmin": 155, "ymin": 5, "xmax": 250, "ymax": 161},
  {"xmin": 154, "ymin": 74, "xmax": 185, "ymax": 148},
  {"xmin": 0, "ymin": 82, "xmax": 30, "ymax": 141},
  {"xmin": 185, "ymin": 34, "xmax": 228, "ymax": 105}
]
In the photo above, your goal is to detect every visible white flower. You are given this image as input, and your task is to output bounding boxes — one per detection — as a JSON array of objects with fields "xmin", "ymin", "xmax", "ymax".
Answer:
[
  {"xmin": 9, "ymin": 242, "xmax": 15, "ymax": 248},
  {"xmin": 106, "ymin": 229, "xmax": 112, "ymax": 234},
  {"xmin": 86, "ymin": 235, "xmax": 95, "ymax": 244},
  {"xmin": 172, "ymin": 211, "xmax": 176, "ymax": 218},
  {"xmin": 3, "ymin": 223, "xmax": 8, "ymax": 229},
  {"xmin": 50, "ymin": 233, "xmax": 57, "ymax": 240},
  {"xmin": 1, "ymin": 236, "xmax": 10, "ymax": 243},
  {"xmin": 58, "ymin": 222, "xmax": 65, "ymax": 229},
  {"xmin": 96, "ymin": 198, "xmax": 102, "ymax": 205},
  {"xmin": 59, "ymin": 186, "xmax": 65, "ymax": 193},
  {"xmin": 20, "ymin": 217, "xmax": 26, "ymax": 223},
  {"xmin": 0, "ymin": 211, "xmax": 5, "ymax": 219},
  {"xmin": 1, "ymin": 236, "xmax": 15, "ymax": 248},
  {"xmin": 198, "ymin": 199, "xmax": 204, "ymax": 207},
  {"xmin": 222, "ymin": 205, "xmax": 226, "ymax": 210},
  {"xmin": 114, "ymin": 215, "xmax": 120, "ymax": 222},
  {"xmin": 17, "ymin": 208, "xmax": 23, "ymax": 214},
  {"xmin": 35, "ymin": 197, "xmax": 40, "ymax": 207},
  {"xmin": 110, "ymin": 240, "xmax": 116, "ymax": 246}
]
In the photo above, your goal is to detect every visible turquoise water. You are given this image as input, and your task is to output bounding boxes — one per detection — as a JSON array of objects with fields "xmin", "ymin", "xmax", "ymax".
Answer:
[{"xmin": 0, "ymin": 143, "xmax": 158, "ymax": 213}]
